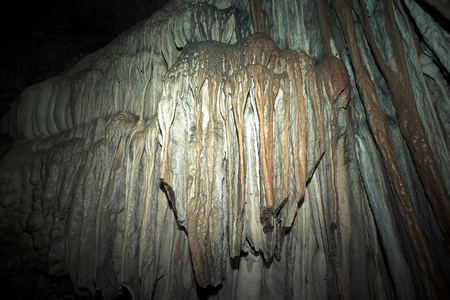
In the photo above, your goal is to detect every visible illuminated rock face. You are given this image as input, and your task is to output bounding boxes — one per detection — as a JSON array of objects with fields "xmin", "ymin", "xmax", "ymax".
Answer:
[
  {"xmin": 0, "ymin": 0, "xmax": 449, "ymax": 299},
  {"xmin": 159, "ymin": 34, "xmax": 327, "ymax": 288}
]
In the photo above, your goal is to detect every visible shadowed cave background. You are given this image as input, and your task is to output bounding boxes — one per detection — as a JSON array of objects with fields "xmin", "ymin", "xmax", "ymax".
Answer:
[{"xmin": 0, "ymin": 0, "xmax": 449, "ymax": 299}]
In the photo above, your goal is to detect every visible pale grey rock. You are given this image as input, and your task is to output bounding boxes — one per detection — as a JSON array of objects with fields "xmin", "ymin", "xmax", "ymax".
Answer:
[
  {"xmin": 405, "ymin": 0, "xmax": 450, "ymax": 73},
  {"xmin": 0, "ymin": 0, "xmax": 449, "ymax": 299}
]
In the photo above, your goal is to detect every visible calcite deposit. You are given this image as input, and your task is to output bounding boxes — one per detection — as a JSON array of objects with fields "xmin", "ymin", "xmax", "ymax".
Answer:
[{"xmin": 0, "ymin": 0, "xmax": 449, "ymax": 299}]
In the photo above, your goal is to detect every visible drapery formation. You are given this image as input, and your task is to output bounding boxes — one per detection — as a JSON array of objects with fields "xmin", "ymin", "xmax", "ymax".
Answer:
[
  {"xmin": 0, "ymin": 0, "xmax": 449, "ymax": 299},
  {"xmin": 158, "ymin": 34, "xmax": 327, "ymax": 287}
]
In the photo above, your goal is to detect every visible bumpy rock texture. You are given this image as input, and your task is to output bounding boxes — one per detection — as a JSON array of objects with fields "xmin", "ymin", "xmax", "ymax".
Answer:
[
  {"xmin": 0, "ymin": 0, "xmax": 169, "ymax": 120},
  {"xmin": 1, "ymin": 0, "xmax": 449, "ymax": 299}
]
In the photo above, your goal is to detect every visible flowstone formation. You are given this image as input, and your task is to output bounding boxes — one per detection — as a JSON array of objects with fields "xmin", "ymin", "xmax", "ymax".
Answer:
[
  {"xmin": 1, "ymin": 0, "xmax": 449, "ymax": 299},
  {"xmin": 159, "ymin": 33, "xmax": 326, "ymax": 287}
]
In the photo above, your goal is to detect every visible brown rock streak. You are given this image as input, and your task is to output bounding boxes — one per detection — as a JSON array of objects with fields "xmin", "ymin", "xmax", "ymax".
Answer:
[
  {"xmin": 334, "ymin": 0, "xmax": 450, "ymax": 297},
  {"xmin": 254, "ymin": 68, "xmax": 275, "ymax": 208},
  {"xmin": 358, "ymin": 0, "xmax": 450, "ymax": 242}
]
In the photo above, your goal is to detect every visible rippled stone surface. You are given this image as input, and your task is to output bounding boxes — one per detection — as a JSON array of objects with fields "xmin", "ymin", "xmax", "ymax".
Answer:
[{"xmin": 0, "ymin": 0, "xmax": 449, "ymax": 299}]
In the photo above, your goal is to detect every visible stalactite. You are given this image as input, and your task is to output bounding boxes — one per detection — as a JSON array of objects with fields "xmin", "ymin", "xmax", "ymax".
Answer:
[
  {"xmin": 158, "ymin": 33, "xmax": 324, "ymax": 287},
  {"xmin": 2, "ymin": 3, "xmax": 251, "ymax": 141},
  {"xmin": 353, "ymin": 0, "xmax": 450, "ymax": 297},
  {"xmin": 357, "ymin": 0, "xmax": 450, "ymax": 239},
  {"xmin": 249, "ymin": 0, "xmax": 271, "ymax": 34},
  {"xmin": 1, "ymin": 0, "xmax": 449, "ymax": 298},
  {"xmin": 332, "ymin": 0, "xmax": 436, "ymax": 298},
  {"xmin": 315, "ymin": 0, "xmax": 351, "ymax": 297}
]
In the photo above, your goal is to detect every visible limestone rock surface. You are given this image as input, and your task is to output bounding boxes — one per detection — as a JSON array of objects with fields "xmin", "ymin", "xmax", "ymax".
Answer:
[{"xmin": 0, "ymin": 0, "xmax": 449, "ymax": 299}]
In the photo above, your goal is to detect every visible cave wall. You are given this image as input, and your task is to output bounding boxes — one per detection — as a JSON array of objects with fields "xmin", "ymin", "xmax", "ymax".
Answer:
[
  {"xmin": 0, "ymin": 0, "xmax": 170, "ymax": 119},
  {"xmin": 0, "ymin": 0, "xmax": 449, "ymax": 299}
]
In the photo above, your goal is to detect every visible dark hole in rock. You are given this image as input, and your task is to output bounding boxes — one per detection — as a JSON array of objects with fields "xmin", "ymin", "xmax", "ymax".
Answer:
[
  {"xmin": 116, "ymin": 286, "xmax": 132, "ymax": 300},
  {"xmin": 196, "ymin": 283, "xmax": 222, "ymax": 299}
]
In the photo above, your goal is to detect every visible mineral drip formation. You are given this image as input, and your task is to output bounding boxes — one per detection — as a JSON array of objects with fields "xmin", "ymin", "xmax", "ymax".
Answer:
[
  {"xmin": 1, "ymin": 0, "xmax": 449, "ymax": 299},
  {"xmin": 159, "ymin": 33, "xmax": 326, "ymax": 287}
]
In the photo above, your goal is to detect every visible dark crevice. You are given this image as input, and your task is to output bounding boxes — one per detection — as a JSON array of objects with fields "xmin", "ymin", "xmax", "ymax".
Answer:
[
  {"xmin": 413, "ymin": 0, "xmax": 450, "ymax": 33},
  {"xmin": 401, "ymin": 0, "xmax": 450, "ymax": 86},
  {"xmin": 196, "ymin": 283, "xmax": 222, "ymax": 299}
]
